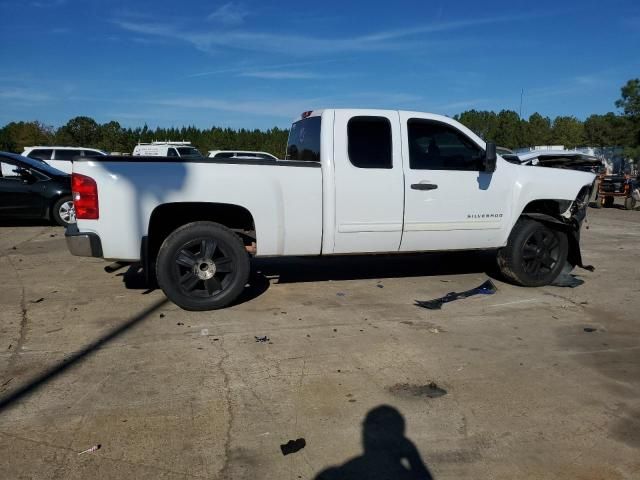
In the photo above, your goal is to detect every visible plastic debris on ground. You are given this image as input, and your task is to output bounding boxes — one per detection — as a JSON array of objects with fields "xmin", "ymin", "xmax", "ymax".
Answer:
[
  {"xmin": 551, "ymin": 273, "xmax": 584, "ymax": 288},
  {"xmin": 415, "ymin": 279, "xmax": 497, "ymax": 310},
  {"xmin": 280, "ymin": 438, "xmax": 306, "ymax": 456},
  {"xmin": 78, "ymin": 444, "xmax": 101, "ymax": 455},
  {"xmin": 255, "ymin": 335, "xmax": 269, "ymax": 343}
]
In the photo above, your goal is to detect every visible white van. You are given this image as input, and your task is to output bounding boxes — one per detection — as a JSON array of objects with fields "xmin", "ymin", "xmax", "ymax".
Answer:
[
  {"xmin": 22, "ymin": 146, "xmax": 107, "ymax": 174},
  {"xmin": 132, "ymin": 142, "xmax": 203, "ymax": 158}
]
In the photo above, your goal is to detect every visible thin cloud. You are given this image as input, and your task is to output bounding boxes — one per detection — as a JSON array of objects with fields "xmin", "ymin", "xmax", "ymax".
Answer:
[
  {"xmin": 113, "ymin": 12, "xmax": 543, "ymax": 56},
  {"xmin": 240, "ymin": 71, "xmax": 324, "ymax": 80},
  {"xmin": 207, "ymin": 2, "xmax": 248, "ymax": 25},
  {"xmin": 31, "ymin": 0, "xmax": 66, "ymax": 7},
  {"xmin": 187, "ymin": 59, "xmax": 340, "ymax": 78},
  {"xmin": 0, "ymin": 87, "xmax": 51, "ymax": 102},
  {"xmin": 150, "ymin": 96, "xmax": 321, "ymax": 118}
]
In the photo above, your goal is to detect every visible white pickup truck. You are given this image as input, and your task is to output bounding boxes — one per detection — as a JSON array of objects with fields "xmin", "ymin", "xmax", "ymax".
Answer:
[{"xmin": 66, "ymin": 109, "xmax": 595, "ymax": 310}]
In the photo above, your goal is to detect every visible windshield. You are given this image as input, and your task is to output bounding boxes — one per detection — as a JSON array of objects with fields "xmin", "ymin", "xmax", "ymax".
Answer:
[
  {"xmin": 177, "ymin": 147, "xmax": 203, "ymax": 158},
  {"xmin": 286, "ymin": 116, "xmax": 321, "ymax": 161}
]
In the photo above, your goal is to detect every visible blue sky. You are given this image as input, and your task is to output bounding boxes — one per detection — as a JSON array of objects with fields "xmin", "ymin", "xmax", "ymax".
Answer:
[{"xmin": 1, "ymin": 0, "xmax": 639, "ymax": 129}]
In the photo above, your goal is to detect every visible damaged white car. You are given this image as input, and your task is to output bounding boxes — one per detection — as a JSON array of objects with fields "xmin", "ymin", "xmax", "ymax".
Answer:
[{"xmin": 65, "ymin": 109, "xmax": 596, "ymax": 310}]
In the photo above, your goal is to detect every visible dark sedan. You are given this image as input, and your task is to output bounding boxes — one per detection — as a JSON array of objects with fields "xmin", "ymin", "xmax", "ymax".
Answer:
[{"xmin": 0, "ymin": 151, "xmax": 75, "ymax": 226}]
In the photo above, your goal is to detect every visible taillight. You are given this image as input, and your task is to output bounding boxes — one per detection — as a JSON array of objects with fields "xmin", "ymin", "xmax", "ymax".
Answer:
[{"xmin": 72, "ymin": 173, "xmax": 99, "ymax": 219}]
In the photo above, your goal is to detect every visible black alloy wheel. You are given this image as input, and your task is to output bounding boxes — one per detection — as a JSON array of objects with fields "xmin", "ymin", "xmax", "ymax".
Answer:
[
  {"xmin": 173, "ymin": 238, "xmax": 234, "ymax": 298},
  {"xmin": 156, "ymin": 222, "xmax": 250, "ymax": 310},
  {"xmin": 497, "ymin": 218, "xmax": 568, "ymax": 287},
  {"xmin": 521, "ymin": 227, "xmax": 562, "ymax": 281}
]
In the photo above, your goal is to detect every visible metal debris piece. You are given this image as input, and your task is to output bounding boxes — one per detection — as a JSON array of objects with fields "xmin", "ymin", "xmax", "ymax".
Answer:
[
  {"xmin": 551, "ymin": 273, "xmax": 584, "ymax": 288},
  {"xmin": 415, "ymin": 280, "xmax": 497, "ymax": 310}
]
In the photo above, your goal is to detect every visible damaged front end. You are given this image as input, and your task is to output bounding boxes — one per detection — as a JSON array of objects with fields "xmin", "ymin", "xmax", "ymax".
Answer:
[
  {"xmin": 564, "ymin": 184, "xmax": 594, "ymax": 271},
  {"xmin": 523, "ymin": 182, "xmax": 595, "ymax": 272}
]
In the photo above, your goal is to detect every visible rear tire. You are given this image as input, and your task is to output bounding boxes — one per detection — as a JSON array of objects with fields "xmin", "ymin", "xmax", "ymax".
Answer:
[
  {"xmin": 603, "ymin": 196, "xmax": 614, "ymax": 208},
  {"xmin": 52, "ymin": 196, "xmax": 76, "ymax": 226},
  {"xmin": 156, "ymin": 221, "xmax": 250, "ymax": 311},
  {"xmin": 497, "ymin": 219, "xmax": 568, "ymax": 287}
]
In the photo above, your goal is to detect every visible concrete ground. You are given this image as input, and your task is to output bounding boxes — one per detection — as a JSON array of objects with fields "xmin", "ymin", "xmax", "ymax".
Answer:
[{"xmin": 0, "ymin": 208, "xmax": 638, "ymax": 479}]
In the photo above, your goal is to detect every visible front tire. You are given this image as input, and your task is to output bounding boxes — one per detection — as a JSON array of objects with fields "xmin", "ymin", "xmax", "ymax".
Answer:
[
  {"xmin": 156, "ymin": 221, "xmax": 250, "ymax": 311},
  {"xmin": 497, "ymin": 219, "xmax": 568, "ymax": 287},
  {"xmin": 52, "ymin": 196, "xmax": 76, "ymax": 226}
]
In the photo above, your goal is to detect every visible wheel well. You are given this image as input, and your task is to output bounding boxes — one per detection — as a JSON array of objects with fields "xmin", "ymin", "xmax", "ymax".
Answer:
[
  {"xmin": 521, "ymin": 199, "xmax": 572, "ymax": 218},
  {"xmin": 147, "ymin": 202, "xmax": 256, "ymax": 267},
  {"xmin": 518, "ymin": 198, "xmax": 586, "ymax": 269}
]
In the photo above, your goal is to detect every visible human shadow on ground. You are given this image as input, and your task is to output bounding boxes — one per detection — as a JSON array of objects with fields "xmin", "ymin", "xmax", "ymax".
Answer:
[{"xmin": 315, "ymin": 405, "xmax": 434, "ymax": 480}]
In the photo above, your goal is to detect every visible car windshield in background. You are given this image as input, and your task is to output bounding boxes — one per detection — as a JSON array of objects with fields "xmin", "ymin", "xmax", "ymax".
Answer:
[
  {"xmin": 286, "ymin": 116, "xmax": 321, "ymax": 162},
  {"xmin": 177, "ymin": 147, "xmax": 203, "ymax": 158}
]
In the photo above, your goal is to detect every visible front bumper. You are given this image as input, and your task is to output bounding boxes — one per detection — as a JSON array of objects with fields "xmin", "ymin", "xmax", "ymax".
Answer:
[{"xmin": 65, "ymin": 224, "xmax": 103, "ymax": 258}]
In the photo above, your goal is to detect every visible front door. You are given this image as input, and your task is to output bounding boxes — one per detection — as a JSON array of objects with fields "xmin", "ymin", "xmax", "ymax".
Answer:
[
  {"xmin": 332, "ymin": 110, "xmax": 404, "ymax": 253},
  {"xmin": 0, "ymin": 159, "xmax": 43, "ymax": 217},
  {"xmin": 399, "ymin": 113, "xmax": 513, "ymax": 251}
]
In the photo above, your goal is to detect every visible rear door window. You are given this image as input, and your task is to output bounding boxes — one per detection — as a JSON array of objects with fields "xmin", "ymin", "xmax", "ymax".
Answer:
[
  {"xmin": 347, "ymin": 116, "xmax": 392, "ymax": 169},
  {"xmin": 27, "ymin": 149, "xmax": 53, "ymax": 160},
  {"xmin": 286, "ymin": 116, "xmax": 321, "ymax": 162},
  {"xmin": 54, "ymin": 149, "xmax": 81, "ymax": 160},
  {"xmin": 167, "ymin": 148, "xmax": 179, "ymax": 157},
  {"xmin": 0, "ymin": 159, "xmax": 21, "ymax": 178}
]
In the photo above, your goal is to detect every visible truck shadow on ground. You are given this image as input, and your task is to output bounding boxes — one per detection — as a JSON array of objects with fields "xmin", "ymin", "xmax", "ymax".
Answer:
[
  {"xmin": 315, "ymin": 405, "xmax": 434, "ymax": 480},
  {"xmin": 253, "ymin": 250, "xmax": 498, "ymax": 284},
  {"xmin": 116, "ymin": 251, "xmax": 498, "ymax": 306}
]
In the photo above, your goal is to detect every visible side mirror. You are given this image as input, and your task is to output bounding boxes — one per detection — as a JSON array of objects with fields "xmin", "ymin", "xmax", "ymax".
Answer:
[{"xmin": 482, "ymin": 142, "xmax": 497, "ymax": 173}]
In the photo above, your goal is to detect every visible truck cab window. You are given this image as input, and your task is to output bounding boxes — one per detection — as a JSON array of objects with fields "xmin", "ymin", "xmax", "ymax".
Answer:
[
  {"xmin": 286, "ymin": 116, "xmax": 321, "ymax": 162},
  {"xmin": 408, "ymin": 119, "xmax": 482, "ymax": 171},
  {"xmin": 167, "ymin": 148, "xmax": 179, "ymax": 157},
  {"xmin": 348, "ymin": 116, "xmax": 392, "ymax": 169}
]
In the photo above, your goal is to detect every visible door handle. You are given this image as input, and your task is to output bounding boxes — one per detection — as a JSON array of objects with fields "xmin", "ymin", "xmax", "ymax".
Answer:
[{"xmin": 411, "ymin": 183, "xmax": 438, "ymax": 190}]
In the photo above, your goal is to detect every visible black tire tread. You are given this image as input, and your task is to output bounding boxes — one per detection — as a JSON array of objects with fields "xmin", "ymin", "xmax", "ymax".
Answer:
[
  {"xmin": 156, "ymin": 221, "xmax": 250, "ymax": 311},
  {"xmin": 497, "ymin": 218, "xmax": 568, "ymax": 287}
]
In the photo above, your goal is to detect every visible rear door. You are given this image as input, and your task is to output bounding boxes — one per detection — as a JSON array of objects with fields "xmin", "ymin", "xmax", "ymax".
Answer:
[
  {"xmin": 399, "ymin": 112, "xmax": 512, "ymax": 251},
  {"xmin": 332, "ymin": 110, "xmax": 404, "ymax": 253},
  {"xmin": 51, "ymin": 149, "xmax": 78, "ymax": 174}
]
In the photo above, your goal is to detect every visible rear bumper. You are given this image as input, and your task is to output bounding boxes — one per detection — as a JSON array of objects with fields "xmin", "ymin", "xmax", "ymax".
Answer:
[{"xmin": 65, "ymin": 224, "xmax": 103, "ymax": 258}]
